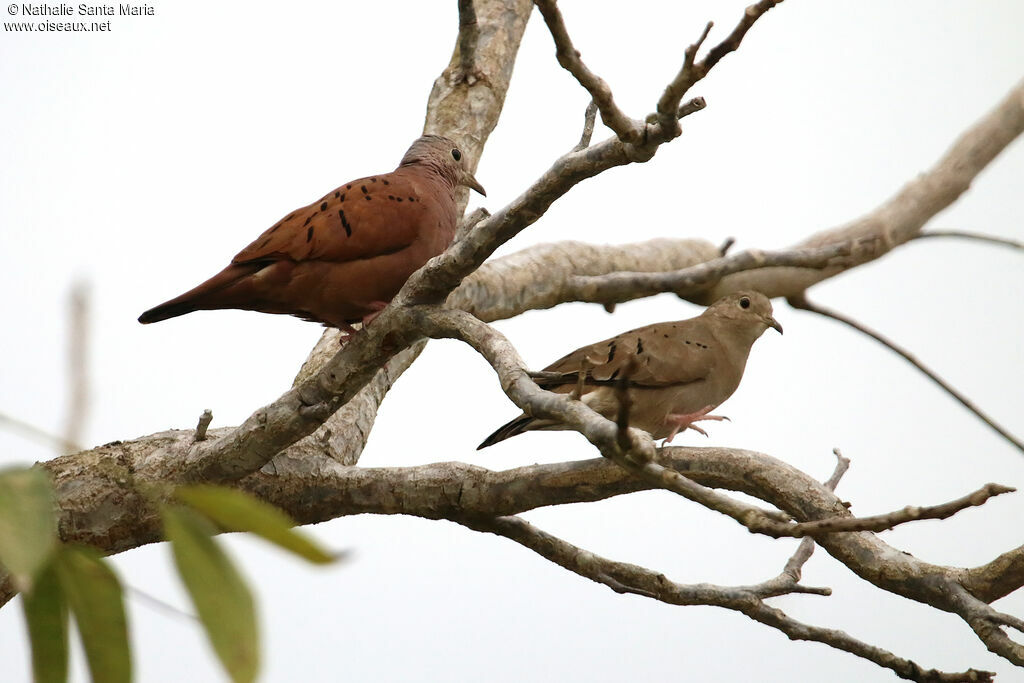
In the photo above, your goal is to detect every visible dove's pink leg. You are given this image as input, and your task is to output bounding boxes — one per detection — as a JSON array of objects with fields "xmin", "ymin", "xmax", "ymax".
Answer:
[
  {"xmin": 338, "ymin": 302, "xmax": 389, "ymax": 343},
  {"xmin": 664, "ymin": 405, "xmax": 731, "ymax": 442},
  {"xmin": 361, "ymin": 301, "xmax": 389, "ymax": 327}
]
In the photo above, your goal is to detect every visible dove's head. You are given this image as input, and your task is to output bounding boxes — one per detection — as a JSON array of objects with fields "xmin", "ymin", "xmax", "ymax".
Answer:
[
  {"xmin": 400, "ymin": 135, "xmax": 486, "ymax": 196},
  {"xmin": 706, "ymin": 291, "xmax": 783, "ymax": 336}
]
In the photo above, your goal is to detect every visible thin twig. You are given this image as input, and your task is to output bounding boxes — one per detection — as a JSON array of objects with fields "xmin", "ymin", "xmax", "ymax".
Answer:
[
  {"xmin": 655, "ymin": 21, "xmax": 712, "ymax": 134},
  {"xmin": 195, "ymin": 409, "xmax": 213, "ymax": 442},
  {"xmin": 787, "ymin": 483, "xmax": 1015, "ymax": 537},
  {"xmin": 454, "ymin": 207, "xmax": 491, "ymax": 243},
  {"xmin": 702, "ymin": 0, "xmax": 783, "ymax": 71},
  {"xmin": 613, "ymin": 357, "xmax": 638, "ymax": 453},
  {"xmin": 533, "ymin": 0, "xmax": 641, "ymax": 143},
  {"xmin": 0, "ymin": 412, "xmax": 81, "ymax": 453},
  {"xmin": 654, "ymin": 1, "xmax": 782, "ymax": 135},
  {"xmin": 456, "ymin": 0, "xmax": 480, "ymax": 83},
  {"xmin": 913, "ymin": 230, "xmax": 1024, "ymax": 251},
  {"xmin": 824, "ymin": 447, "xmax": 851, "ymax": 491},
  {"xmin": 678, "ymin": 96, "xmax": 707, "ymax": 119},
  {"xmin": 788, "ymin": 294, "xmax": 1024, "ymax": 455},
  {"xmin": 465, "ymin": 514, "xmax": 991, "ymax": 683},
  {"xmin": 63, "ymin": 281, "xmax": 90, "ymax": 455},
  {"xmin": 126, "ymin": 584, "xmax": 197, "ymax": 621},
  {"xmin": 569, "ymin": 359, "xmax": 590, "ymax": 400},
  {"xmin": 572, "ymin": 99, "xmax": 598, "ymax": 152},
  {"xmin": 766, "ymin": 449, "xmax": 853, "ymax": 595}
]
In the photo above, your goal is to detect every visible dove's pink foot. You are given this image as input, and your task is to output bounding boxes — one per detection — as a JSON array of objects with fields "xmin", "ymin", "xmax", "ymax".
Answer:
[
  {"xmin": 337, "ymin": 321, "xmax": 359, "ymax": 344},
  {"xmin": 338, "ymin": 302, "xmax": 389, "ymax": 344},
  {"xmin": 360, "ymin": 301, "xmax": 389, "ymax": 327},
  {"xmin": 664, "ymin": 405, "xmax": 730, "ymax": 442}
]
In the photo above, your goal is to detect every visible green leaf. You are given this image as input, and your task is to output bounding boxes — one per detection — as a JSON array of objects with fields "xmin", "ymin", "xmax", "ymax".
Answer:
[
  {"xmin": 176, "ymin": 485, "xmax": 335, "ymax": 564},
  {"xmin": 21, "ymin": 561, "xmax": 69, "ymax": 683},
  {"xmin": 54, "ymin": 546, "xmax": 131, "ymax": 683},
  {"xmin": 0, "ymin": 467, "xmax": 57, "ymax": 590},
  {"xmin": 162, "ymin": 505, "xmax": 258, "ymax": 683}
]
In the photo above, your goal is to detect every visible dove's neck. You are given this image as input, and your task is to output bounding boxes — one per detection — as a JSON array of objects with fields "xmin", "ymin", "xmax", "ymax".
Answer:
[
  {"xmin": 398, "ymin": 157, "xmax": 458, "ymax": 192},
  {"xmin": 707, "ymin": 316, "xmax": 766, "ymax": 357}
]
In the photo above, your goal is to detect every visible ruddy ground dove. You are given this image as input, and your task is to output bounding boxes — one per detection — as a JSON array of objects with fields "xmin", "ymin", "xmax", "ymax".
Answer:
[
  {"xmin": 478, "ymin": 291, "xmax": 782, "ymax": 449},
  {"xmin": 139, "ymin": 135, "xmax": 485, "ymax": 333}
]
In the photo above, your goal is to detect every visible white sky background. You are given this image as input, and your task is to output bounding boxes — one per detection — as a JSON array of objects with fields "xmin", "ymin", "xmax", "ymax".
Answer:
[{"xmin": 2, "ymin": 0, "xmax": 1024, "ymax": 680}]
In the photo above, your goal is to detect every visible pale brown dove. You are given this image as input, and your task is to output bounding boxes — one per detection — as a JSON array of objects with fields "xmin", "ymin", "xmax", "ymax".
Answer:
[
  {"xmin": 478, "ymin": 291, "xmax": 782, "ymax": 449},
  {"xmin": 138, "ymin": 135, "xmax": 485, "ymax": 333}
]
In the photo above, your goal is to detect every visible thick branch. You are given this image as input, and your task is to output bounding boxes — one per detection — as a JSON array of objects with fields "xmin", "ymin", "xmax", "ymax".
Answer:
[
  {"xmin": 413, "ymin": 305, "xmax": 1009, "ymax": 541},
  {"xmin": 702, "ymin": 78, "xmax": 1024, "ymax": 301},
  {"xmin": 404, "ymin": 0, "xmax": 782, "ymax": 308},
  {"xmin": 561, "ymin": 239, "xmax": 872, "ymax": 308},
  {"xmin": 450, "ymin": 238, "xmax": 721, "ymax": 320}
]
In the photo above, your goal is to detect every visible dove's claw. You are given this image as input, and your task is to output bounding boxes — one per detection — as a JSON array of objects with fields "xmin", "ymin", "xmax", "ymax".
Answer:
[{"xmin": 663, "ymin": 405, "xmax": 729, "ymax": 441}]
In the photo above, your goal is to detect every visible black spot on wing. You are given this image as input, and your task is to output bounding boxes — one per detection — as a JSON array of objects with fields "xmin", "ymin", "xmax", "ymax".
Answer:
[
  {"xmin": 306, "ymin": 226, "xmax": 314, "ymax": 242},
  {"xmin": 636, "ymin": 337, "xmax": 644, "ymax": 354},
  {"xmin": 338, "ymin": 209, "xmax": 352, "ymax": 237},
  {"xmin": 607, "ymin": 342, "xmax": 617, "ymax": 363},
  {"xmin": 320, "ymin": 201, "xmax": 328, "ymax": 211}
]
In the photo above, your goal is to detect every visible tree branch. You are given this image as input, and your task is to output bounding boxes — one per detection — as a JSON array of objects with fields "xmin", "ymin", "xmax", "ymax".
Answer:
[
  {"xmin": 62, "ymin": 280, "xmax": 90, "ymax": 455},
  {"xmin": 562, "ymin": 239, "xmax": 873, "ymax": 308},
  {"xmin": 913, "ymin": 229, "xmax": 1024, "ymax": 251},
  {"xmin": 412, "ymin": 305, "xmax": 1011, "ymax": 540},
  {"xmin": 702, "ymin": 77, "xmax": 1024, "ymax": 302},
  {"xmin": 456, "ymin": 0, "xmax": 480, "ymax": 83},
  {"xmin": 464, "ymin": 514, "xmax": 992, "ymax": 683},
  {"xmin": 788, "ymin": 293, "xmax": 1024, "ymax": 455},
  {"xmin": 572, "ymin": 98, "xmax": 598, "ymax": 152},
  {"xmin": 533, "ymin": 0, "xmax": 641, "ymax": 143}
]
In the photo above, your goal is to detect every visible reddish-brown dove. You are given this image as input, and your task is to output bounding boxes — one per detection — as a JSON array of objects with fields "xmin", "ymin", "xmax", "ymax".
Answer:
[
  {"xmin": 478, "ymin": 291, "xmax": 782, "ymax": 449},
  {"xmin": 138, "ymin": 135, "xmax": 485, "ymax": 333}
]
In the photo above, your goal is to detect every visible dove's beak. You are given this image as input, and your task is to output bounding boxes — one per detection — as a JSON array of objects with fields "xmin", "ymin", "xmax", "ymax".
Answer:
[
  {"xmin": 460, "ymin": 170, "xmax": 486, "ymax": 196},
  {"xmin": 765, "ymin": 315, "xmax": 784, "ymax": 335}
]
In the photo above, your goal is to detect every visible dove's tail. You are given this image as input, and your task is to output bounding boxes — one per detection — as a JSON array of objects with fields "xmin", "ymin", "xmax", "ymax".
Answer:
[
  {"xmin": 477, "ymin": 415, "xmax": 570, "ymax": 450},
  {"xmin": 138, "ymin": 263, "xmax": 265, "ymax": 324},
  {"xmin": 138, "ymin": 297, "xmax": 202, "ymax": 324},
  {"xmin": 477, "ymin": 415, "xmax": 534, "ymax": 450}
]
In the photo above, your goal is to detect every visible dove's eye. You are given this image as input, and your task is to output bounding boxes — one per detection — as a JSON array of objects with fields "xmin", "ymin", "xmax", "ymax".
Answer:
[
  {"xmin": 451, "ymin": 148, "xmax": 462, "ymax": 161},
  {"xmin": 739, "ymin": 297, "xmax": 751, "ymax": 309}
]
